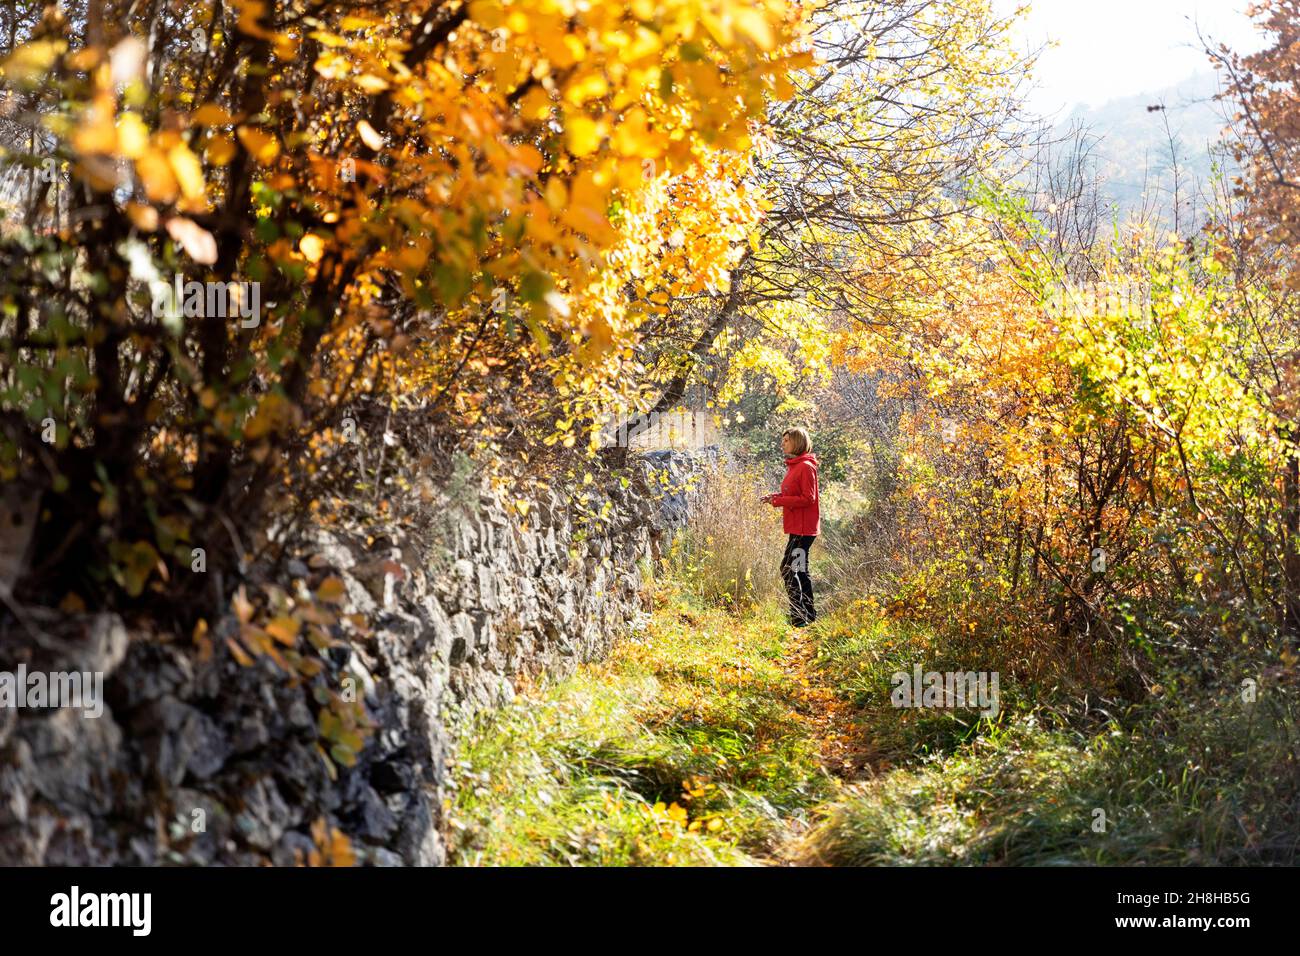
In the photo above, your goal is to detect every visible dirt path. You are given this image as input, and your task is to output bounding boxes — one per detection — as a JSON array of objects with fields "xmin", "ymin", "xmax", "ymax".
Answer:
[
  {"xmin": 779, "ymin": 625, "xmax": 876, "ymax": 780},
  {"xmin": 757, "ymin": 623, "xmax": 881, "ymax": 864}
]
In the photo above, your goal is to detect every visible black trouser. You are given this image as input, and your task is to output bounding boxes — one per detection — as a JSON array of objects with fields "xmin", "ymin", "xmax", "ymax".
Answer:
[{"xmin": 780, "ymin": 534, "xmax": 816, "ymax": 626}]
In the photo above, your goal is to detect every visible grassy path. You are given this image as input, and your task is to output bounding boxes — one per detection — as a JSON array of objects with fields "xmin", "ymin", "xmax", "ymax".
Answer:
[
  {"xmin": 442, "ymin": 584, "xmax": 847, "ymax": 865},
  {"xmin": 441, "ymin": 579, "xmax": 1298, "ymax": 866},
  {"xmin": 439, "ymin": 581, "xmax": 1088, "ymax": 866}
]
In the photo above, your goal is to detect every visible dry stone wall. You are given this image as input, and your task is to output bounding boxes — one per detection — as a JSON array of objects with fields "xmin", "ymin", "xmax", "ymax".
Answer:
[{"xmin": 0, "ymin": 449, "xmax": 714, "ymax": 865}]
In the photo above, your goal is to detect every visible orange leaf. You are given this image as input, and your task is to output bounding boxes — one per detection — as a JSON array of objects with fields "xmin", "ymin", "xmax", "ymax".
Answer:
[
  {"xmin": 226, "ymin": 636, "xmax": 255, "ymax": 667},
  {"xmin": 316, "ymin": 575, "xmax": 347, "ymax": 604},
  {"xmin": 266, "ymin": 615, "xmax": 301, "ymax": 645},
  {"xmin": 192, "ymin": 103, "xmax": 236, "ymax": 126},
  {"xmin": 236, "ymin": 125, "xmax": 280, "ymax": 163}
]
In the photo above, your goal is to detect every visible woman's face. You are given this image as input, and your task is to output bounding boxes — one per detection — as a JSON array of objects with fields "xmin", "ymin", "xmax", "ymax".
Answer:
[{"xmin": 781, "ymin": 434, "xmax": 794, "ymax": 456}]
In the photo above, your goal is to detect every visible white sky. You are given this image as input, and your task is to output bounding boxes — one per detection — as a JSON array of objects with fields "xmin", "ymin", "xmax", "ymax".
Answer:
[{"xmin": 996, "ymin": 0, "xmax": 1268, "ymax": 117}]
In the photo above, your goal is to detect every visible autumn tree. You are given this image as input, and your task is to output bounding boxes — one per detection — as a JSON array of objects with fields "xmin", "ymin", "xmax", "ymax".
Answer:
[
  {"xmin": 0, "ymin": 0, "xmax": 806, "ymax": 614},
  {"xmin": 1214, "ymin": 0, "xmax": 1300, "ymax": 636},
  {"xmin": 621, "ymin": 0, "xmax": 1034, "ymax": 436}
]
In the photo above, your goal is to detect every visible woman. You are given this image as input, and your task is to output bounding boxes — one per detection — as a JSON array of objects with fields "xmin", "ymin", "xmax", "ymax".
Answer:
[{"xmin": 761, "ymin": 427, "xmax": 819, "ymax": 627}]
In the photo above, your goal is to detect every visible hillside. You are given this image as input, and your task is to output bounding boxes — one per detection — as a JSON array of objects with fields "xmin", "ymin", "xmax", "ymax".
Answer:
[{"xmin": 1049, "ymin": 69, "xmax": 1237, "ymax": 227}]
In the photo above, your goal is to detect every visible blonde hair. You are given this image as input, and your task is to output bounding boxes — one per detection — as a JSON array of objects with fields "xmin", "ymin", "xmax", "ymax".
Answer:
[{"xmin": 782, "ymin": 427, "xmax": 811, "ymax": 456}]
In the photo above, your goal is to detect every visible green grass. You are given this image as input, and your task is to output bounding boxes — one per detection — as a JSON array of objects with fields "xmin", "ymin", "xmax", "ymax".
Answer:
[
  {"xmin": 444, "ymin": 579, "xmax": 1300, "ymax": 866},
  {"xmin": 810, "ymin": 603, "xmax": 1016, "ymax": 761},
  {"xmin": 797, "ymin": 637, "xmax": 1300, "ymax": 865},
  {"xmin": 443, "ymin": 586, "xmax": 838, "ymax": 865},
  {"xmin": 794, "ymin": 720, "xmax": 1099, "ymax": 865}
]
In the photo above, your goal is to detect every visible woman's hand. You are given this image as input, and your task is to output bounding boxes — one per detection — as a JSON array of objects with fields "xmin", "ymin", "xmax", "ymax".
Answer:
[{"xmin": 760, "ymin": 493, "xmax": 775, "ymax": 504}]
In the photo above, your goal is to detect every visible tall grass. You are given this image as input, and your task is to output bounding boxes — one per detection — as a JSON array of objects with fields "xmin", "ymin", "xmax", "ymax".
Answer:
[
  {"xmin": 444, "ymin": 564, "xmax": 1300, "ymax": 866},
  {"xmin": 669, "ymin": 462, "xmax": 786, "ymax": 612},
  {"xmin": 793, "ymin": 598, "xmax": 1300, "ymax": 865},
  {"xmin": 793, "ymin": 671, "xmax": 1300, "ymax": 866}
]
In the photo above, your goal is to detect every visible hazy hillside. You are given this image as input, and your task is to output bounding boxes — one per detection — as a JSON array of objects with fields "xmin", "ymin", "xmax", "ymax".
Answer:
[{"xmin": 1051, "ymin": 70, "xmax": 1238, "ymax": 227}]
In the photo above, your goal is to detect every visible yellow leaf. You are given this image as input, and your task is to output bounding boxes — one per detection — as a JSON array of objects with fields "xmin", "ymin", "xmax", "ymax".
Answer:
[
  {"xmin": 611, "ymin": 106, "xmax": 660, "ymax": 158},
  {"xmin": 544, "ymin": 177, "xmax": 568, "ymax": 211},
  {"xmin": 734, "ymin": 6, "xmax": 776, "ymax": 50},
  {"xmin": 136, "ymin": 149, "xmax": 178, "ymax": 202},
  {"xmin": 354, "ymin": 74, "xmax": 389, "ymax": 93},
  {"xmin": 115, "ymin": 113, "xmax": 150, "ymax": 159},
  {"xmin": 2, "ymin": 39, "xmax": 67, "ymax": 83},
  {"xmin": 519, "ymin": 86, "xmax": 553, "ymax": 122},
  {"xmin": 566, "ymin": 115, "xmax": 604, "ymax": 157},
  {"xmin": 205, "ymin": 133, "xmax": 237, "ymax": 165},
  {"xmin": 72, "ymin": 97, "xmax": 118, "ymax": 154},
  {"xmin": 564, "ymin": 71, "xmax": 609, "ymax": 106},
  {"xmin": 66, "ymin": 48, "xmax": 102, "ymax": 72},
  {"xmin": 243, "ymin": 392, "xmax": 287, "ymax": 440},
  {"xmin": 701, "ymin": 12, "xmax": 734, "ymax": 46},
  {"xmin": 468, "ymin": 0, "xmax": 506, "ymax": 29},
  {"xmin": 266, "ymin": 615, "xmax": 300, "ymax": 645},
  {"xmin": 234, "ymin": 0, "xmax": 275, "ymax": 40},
  {"xmin": 226, "ymin": 637, "xmax": 255, "ymax": 667},
  {"xmin": 168, "ymin": 143, "xmax": 207, "ymax": 204},
  {"xmin": 192, "ymin": 618, "xmax": 213, "ymax": 662},
  {"xmin": 125, "ymin": 202, "xmax": 159, "ymax": 231},
  {"xmin": 299, "ymin": 233, "xmax": 326, "ymax": 263},
  {"xmin": 192, "ymin": 104, "xmax": 235, "ymax": 126},
  {"xmin": 236, "ymin": 126, "xmax": 280, "ymax": 163}
]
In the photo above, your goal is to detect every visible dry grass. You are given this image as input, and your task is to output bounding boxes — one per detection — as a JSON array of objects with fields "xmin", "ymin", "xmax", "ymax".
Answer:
[{"xmin": 669, "ymin": 462, "xmax": 786, "ymax": 613}]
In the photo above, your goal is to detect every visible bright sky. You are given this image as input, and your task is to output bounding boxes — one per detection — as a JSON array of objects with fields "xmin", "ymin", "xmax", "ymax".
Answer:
[{"xmin": 996, "ymin": 0, "xmax": 1268, "ymax": 117}]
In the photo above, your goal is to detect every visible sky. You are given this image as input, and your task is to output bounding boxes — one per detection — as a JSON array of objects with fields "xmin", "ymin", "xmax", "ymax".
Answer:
[{"xmin": 995, "ymin": 0, "xmax": 1268, "ymax": 118}]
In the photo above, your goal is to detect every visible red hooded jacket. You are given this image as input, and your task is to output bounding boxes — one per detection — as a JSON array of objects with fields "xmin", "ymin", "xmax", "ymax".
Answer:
[{"xmin": 770, "ymin": 452, "xmax": 820, "ymax": 535}]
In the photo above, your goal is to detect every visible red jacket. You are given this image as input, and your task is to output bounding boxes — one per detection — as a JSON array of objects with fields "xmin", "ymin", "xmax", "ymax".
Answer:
[{"xmin": 771, "ymin": 453, "xmax": 820, "ymax": 535}]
